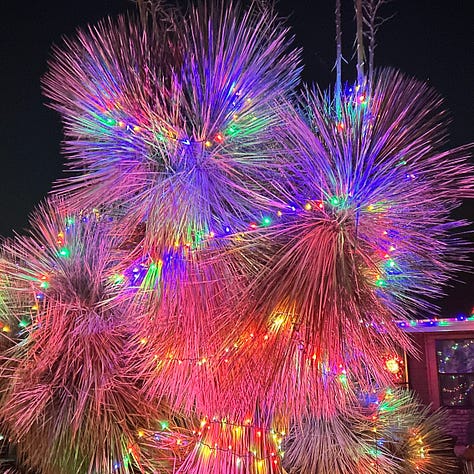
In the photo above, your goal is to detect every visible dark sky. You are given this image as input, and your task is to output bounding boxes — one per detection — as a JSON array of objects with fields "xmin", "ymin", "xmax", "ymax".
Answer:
[{"xmin": 0, "ymin": 0, "xmax": 472, "ymax": 316}]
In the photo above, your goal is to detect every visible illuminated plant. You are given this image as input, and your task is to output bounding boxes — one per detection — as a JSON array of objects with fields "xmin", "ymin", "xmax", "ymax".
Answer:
[
  {"xmin": 282, "ymin": 411, "xmax": 394, "ymax": 474},
  {"xmin": 43, "ymin": 1, "xmax": 301, "ymax": 256},
  {"xmin": 282, "ymin": 388, "xmax": 457, "ymax": 474},
  {"xmin": 42, "ymin": 2, "xmax": 303, "ymax": 422},
  {"xmin": 224, "ymin": 68, "xmax": 472, "ymax": 419},
  {"xmin": 177, "ymin": 418, "xmax": 286, "ymax": 474},
  {"xmin": 370, "ymin": 389, "xmax": 457, "ymax": 474},
  {"xmin": 0, "ymin": 0, "xmax": 470, "ymax": 472},
  {"xmin": 0, "ymin": 202, "xmax": 180, "ymax": 473}
]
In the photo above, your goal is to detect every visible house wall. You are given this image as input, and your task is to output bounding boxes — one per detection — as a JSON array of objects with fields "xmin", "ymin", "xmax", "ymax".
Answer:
[{"xmin": 407, "ymin": 331, "xmax": 474, "ymax": 446}]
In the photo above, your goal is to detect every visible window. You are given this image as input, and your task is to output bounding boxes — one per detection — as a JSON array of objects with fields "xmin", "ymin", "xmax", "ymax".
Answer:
[{"xmin": 436, "ymin": 339, "xmax": 474, "ymax": 408}]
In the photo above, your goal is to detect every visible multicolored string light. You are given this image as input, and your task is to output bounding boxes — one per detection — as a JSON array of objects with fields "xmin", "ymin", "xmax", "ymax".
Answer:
[{"xmin": 0, "ymin": 0, "xmax": 471, "ymax": 472}]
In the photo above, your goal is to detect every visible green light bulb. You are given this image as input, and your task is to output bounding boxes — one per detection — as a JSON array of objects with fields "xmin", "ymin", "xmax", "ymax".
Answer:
[
  {"xmin": 59, "ymin": 247, "xmax": 70, "ymax": 258},
  {"xmin": 112, "ymin": 274, "xmax": 125, "ymax": 284},
  {"xmin": 226, "ymin": 124, "xmax": 239, "ymax": 137},
  {"xmin": 261, "ymin": 216, "xmax": 271, "ymax": 227}
]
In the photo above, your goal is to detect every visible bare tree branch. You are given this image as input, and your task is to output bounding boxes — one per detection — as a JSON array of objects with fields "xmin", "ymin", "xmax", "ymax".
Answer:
[
  {"xmin": 354, "ymin": 0, "xmax": 366, "ymax": 86},
  {"xmin": 361, "ymin": 0, "xmax": 395, "ymax": 83}
]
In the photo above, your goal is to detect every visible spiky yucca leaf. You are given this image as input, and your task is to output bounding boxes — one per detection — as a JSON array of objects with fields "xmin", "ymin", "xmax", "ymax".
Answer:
[
  {"xmin": 221, "ymin": 68, "xmax": 472, "ymax": 420},
  {"xmin": 43, "ymin": 1, "xmax": 301, "ymax": 255},
  {"xmin": 282, "ymin": 388, "xmax": 458, "ymax": 474},
  {"xmin": 0, "ymin": 202, "xmax": 176, "ymax": 474},
  {"xmin": 374, "ymin": 389, "xmax": 458, "ymax": 474}
]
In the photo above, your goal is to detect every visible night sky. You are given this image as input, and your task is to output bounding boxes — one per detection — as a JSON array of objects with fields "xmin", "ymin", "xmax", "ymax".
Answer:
[{"xmin": 0, "ymin": 0, "xmax": 472, "ymax": 316}]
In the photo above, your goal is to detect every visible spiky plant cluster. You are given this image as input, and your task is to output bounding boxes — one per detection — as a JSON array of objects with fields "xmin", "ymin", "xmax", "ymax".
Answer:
[
  {"xmin": 42, "ymin": 1, "xmax": 303, "ymax": 422},
  {"xmin": 43, "ymin": 1, "xmax": 301, "ymax": 256},
  {"xmin": 123, "ymin": 245, "xmax": 250, "ymax": 418},
  {"xmin": 0, "ymin": 275, "xmax": 31, "ymax": 473},
  {"xmin": 0, "ymin": 202, "xmax": 184, "ymax": 474},
  {"xmin": 282, "ymin": 388, "xmax": 458, "ymax": 474},
  {"xmin": 373, "ymin": 389, "xmax": 458, "ymax": 474},
  {"xmin": 0, "ymin": 0, "xmax": 471, "ymax": 473},
  {"xmin": 223, "ymin": 68, "xmax": 472, "ymax": 419},
  {"xmin": 282, "ymin": 412, "xmax": 395, "ymax": 474},
  {"xmin": 285, "ymin": 70, "xmax": 472, "ymax": 320}
]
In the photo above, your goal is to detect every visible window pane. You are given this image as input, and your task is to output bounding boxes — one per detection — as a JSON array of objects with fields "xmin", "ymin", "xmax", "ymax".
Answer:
[
  {"xmin": 439, "ymin": 374, "xmax": 474, "ymax": 407},
  {"xmin": 436, "ymin": 339, "xmax": 474, "ymax": 374}
]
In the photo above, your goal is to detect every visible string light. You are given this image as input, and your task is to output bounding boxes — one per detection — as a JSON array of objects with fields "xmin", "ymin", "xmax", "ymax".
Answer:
[
  {"xmin": 189, "ymin": 418, "xmax": 285, "ymax": 465},
  {"xmin": 397, "ymin": 315, "xmax": 474, "ymax": 330},
  {"xmin": 58, "ymin": 247, "xmax": 70, "ymax": 258}
]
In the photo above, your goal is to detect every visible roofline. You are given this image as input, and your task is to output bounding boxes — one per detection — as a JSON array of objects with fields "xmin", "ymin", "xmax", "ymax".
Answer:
[{"xmin": 397, "ymin": 316, "xmax": 474, "ymax": 333}]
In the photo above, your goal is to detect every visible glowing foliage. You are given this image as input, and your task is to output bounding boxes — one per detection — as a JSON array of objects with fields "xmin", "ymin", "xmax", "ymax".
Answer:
[
  {"xmin": 178, "ymin": 419, "xmax": 285, "ymax": 474},
  {"xmin": 223, "ymin": 69, "xmax": 472, "ymax": 419},
  {"xmin": 43, "ymin": 1, "xmax": 301, "ymax": 254},
  {"xmin": 0, "ymin": 1, "xmax": 472, "ymax": 473},
  {"xmin": 0, "ymin": 203, "xmax": 181, "ymax": 473},
  {"xmin": 282, "ymin": 389, "xmax": 457, "ymax": 474}
]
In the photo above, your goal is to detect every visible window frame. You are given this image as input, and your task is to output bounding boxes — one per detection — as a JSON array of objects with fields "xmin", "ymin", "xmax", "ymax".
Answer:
[{"xmin": 435, "ymin": 337, "xmax": 474, "ymax": 409}]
